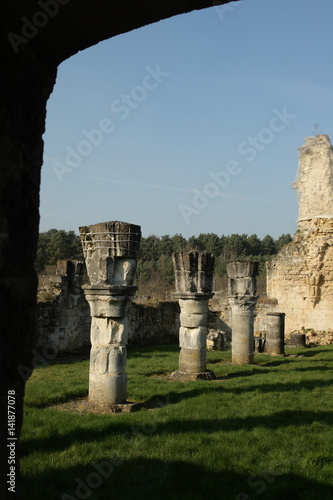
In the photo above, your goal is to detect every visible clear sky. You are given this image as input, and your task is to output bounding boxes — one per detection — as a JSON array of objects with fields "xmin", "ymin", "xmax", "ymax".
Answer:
[{"xmin": 40, "ymin": 0, "xmax": 333, "ymax": 239}]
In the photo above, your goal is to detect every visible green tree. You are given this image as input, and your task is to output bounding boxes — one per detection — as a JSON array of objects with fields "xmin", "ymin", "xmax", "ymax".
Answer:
[
  {"xmin": 197, "ymin": 233, "xmax": 222, "ymax": 256},
  {"xmin": 261, "ymin": 234, "xmax": 276, "ymax": 255},
  {"xmin": 139, "ymin": 235, "xmax": 161, "ymax": 261},
  {"xmin": 159, "ymin": 235, "xmax": 173, "ymax": 256},
  {"xmin": 35, "ymin": 229, "xmax": 83, "ymax": 271},
  {"xmin": 157, "ymin": 254, "xmax": 174, "ymax": 284},
  {"xmin": 247, "ymin": 234, "xmax": 262, "ymax": 256},
  {"xmin": 224, "ymin": 234, "xmax": 248, "ymax": 260},
  {"xmin": 170, "ymin": 234, "xmax": 187, "ymax": 253},
  {"xmin": 186, "ymin": 235, "xmax": 204, "ymax": 251},
  {"xmin": 136, "ymin": 259, "xmax": 157, "ymax": 282},
  {"xmin": 276, "ymin": 233, "xmax": 292, "ymax": 252}
]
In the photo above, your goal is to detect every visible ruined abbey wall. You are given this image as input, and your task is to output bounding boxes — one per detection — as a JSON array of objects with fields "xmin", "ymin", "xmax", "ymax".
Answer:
[
  {"xmin": 266, "ymin": 135, "xmax": 333, "ymax": 334},
  {"xmin": 36, "ymin": 261, "xmax": 179, "ymax": 353}
]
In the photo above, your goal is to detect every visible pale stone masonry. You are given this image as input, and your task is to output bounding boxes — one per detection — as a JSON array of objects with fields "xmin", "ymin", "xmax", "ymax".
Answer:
[
  {"xmin": 79, "ymin": 221, "xmax": 141, "ymax": 405},
  {"xmin": 227, "ymin": 261, "xmax": 258, "ymax": 364},
  {"xmin": 292, "ymin": 135, "xmax": 333, "ymax": 221},
  {"xmin": 171, "ymin": 251, "xmax": 215, "ymax": 380},
  {"xmin": 267, "ymin": 135, "xmax": 333, "ymax": 334}
]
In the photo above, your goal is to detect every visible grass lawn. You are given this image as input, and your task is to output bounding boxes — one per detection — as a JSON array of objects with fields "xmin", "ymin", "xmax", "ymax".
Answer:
[{"xmin": 20, "ymin": 344, "xmax": 333, "ymax": 500}]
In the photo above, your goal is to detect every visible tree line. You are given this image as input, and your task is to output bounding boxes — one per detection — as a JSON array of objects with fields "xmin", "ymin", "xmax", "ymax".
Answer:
[{"xmin": 36, "ymin": 229, "xmax": 292, "ymax": 283}]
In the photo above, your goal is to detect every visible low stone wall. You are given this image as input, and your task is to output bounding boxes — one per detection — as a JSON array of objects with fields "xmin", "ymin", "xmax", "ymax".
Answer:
[
  {"xmin": 37, "ymin": 291, "xmax": 90, "ymax": 353},
  {"xmin": 37, "ymin": 261, "xmax": 90, "ymax": 353},
  {"xmin": 37, "ymin": 259, "xmax": 333, "ymax": 355},
  {"xmin": 128, "ymin": 301, "xmax": 179, "ymax": 346},
  {"xmin": 36, "ymin": 262, "xmax": 180, "ymax": 353}
]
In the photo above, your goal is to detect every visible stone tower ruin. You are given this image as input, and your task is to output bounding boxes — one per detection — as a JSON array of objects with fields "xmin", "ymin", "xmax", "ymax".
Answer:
[{"xmin": 266, "ymin": 135, "xmax": 333, "ymax": 333}]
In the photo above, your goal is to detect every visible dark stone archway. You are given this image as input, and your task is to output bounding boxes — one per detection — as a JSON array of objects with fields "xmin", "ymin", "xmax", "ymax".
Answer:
[{"xmin": 0, "ymin": 1, "xmax": 235, "ymax": 497}]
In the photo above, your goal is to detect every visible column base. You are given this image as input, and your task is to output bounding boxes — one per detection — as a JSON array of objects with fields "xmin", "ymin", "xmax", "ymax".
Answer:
[
  {"xmin": 170, "ymin": 370, "xmax": 216, "ymax": 381},
  {"xmin": 231, "ymin": 355, "xmax": 254, "ymax": 365},
  {"xmin": 89, "ymin": 373, "xmax": 127, "ymax": 405}
]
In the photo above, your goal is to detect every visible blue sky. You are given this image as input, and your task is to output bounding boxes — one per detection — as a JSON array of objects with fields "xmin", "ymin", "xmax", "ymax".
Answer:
[{"xmin": 41, "ymin": 0, "xmax": 333, "ymax": 239}]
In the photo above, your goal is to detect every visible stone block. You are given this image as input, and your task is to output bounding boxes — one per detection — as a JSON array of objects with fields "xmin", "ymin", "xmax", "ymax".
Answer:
[
  {"xmin": 232, "ymin": 348, "xmax": 254, "ymax": 365},
  {"xmin": 90, "ymin": 345, "xmax": 127, "ymax": 375},
  {"xmin": 179, "ymin": 326, "xmax": 207, "ymax": 349},
  {"xmin": 112, "ymin": 259, "xmax": 137, "ymax": 286},
  {"xmin": 89, "ymin": 373, "xmax": 127, "ymax": 405},
  {"xmin": 91, "ymin": 317, "xmax": 128, "ymax": 345},
  {"xmin": 79, "ymin": 221, "xmax": 141, "ymax": 285},
  {"xmin": 288, "ymin": 333, "xmax": 306, "ymax": 347},
  {"xmin": 178, "ymin": 298, "xmax": 209, "ymax": 314},
  {"xmin": 180, "ymin": 312, "xmax": 207, "ymax": 328},
  {"xmin": 228, "ymin": 277, "xmax": 257, "ymax": 297},
  {"xmin": 179, "ymin": 347, "xmax": 206, "ymax": 373},
  {"xmin": 86, "ymin": 295, "xmax": 132, "ymax": 318},
  {"xmin": 172, "ymin": 251, "xmax": 214, "ymax": 293},
  {"xmin": 226, "ymin": 261, "xmax": 258, "ymax": 279}
]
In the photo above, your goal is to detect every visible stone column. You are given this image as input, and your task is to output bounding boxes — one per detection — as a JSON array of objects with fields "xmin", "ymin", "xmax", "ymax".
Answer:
[
  {"xmin": 227, "ymin": 261, "xmax": 258, "ymax": 365},
  {"xmin": 79, "ymin": 221, "xmax": 141, "ymax": 405},
  {"xmin": 265, "ymin": 312, "xmax": 285, "ymax": 356},
  {"xmin": 171, "ymin": 251, "xmax": 215, "ymax": 380}
]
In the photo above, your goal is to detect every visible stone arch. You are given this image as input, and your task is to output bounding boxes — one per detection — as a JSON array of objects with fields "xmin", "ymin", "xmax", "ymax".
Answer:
[{"xmin": 0, "ymin": 2, "xmax": 234, "ymax": 496}]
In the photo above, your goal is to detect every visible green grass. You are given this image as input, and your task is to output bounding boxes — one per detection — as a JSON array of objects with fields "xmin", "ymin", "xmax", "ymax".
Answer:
[{"xmin": 20, "ymin": 345, "xmax": 333, "ymax": 499}]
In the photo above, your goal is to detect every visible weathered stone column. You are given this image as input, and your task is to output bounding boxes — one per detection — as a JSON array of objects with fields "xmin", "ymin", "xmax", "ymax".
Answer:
[
  {"xmin": 227, "ymin": 261, "xmax": 258, "ymax": 364},
  {"xmin": 171, "ymin": 251, "xmax": 215, "ymax": 380},
  {"xmin": 265, "ymin": 312, "xmax": 285, "ymax": 356},
  {"xmin": 79, "ymin": 221, "xmax": 141, "ymax": 405}
]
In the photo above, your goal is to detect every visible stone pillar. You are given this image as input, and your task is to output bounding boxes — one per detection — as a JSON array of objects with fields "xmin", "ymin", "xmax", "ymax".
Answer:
[
  {"xmin": 171, "ymin": 251, "xmax": 215, "ymax": 380},
  {"xmin": 227, "ymin": 261, "xmax": 258, "ymax": 364},
  {"xmin": 265, "ymin": 313, "xmax": 285, "ymax": 356},
  {"xmin": 79, "ymin": 221, "xmax": 141, "ymax": 405}
]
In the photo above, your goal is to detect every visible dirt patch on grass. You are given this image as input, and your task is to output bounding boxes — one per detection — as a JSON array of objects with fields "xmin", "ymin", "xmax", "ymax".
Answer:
[{"xmin": 51, "ymin": 397, "xmax": 166, "ymax": 415}]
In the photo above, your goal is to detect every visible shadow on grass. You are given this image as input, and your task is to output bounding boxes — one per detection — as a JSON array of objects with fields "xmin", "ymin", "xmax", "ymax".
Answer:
[
  {"xmin": 24, "ymin": 390, "xmax": 89, "ymax": 409},
  {"xmin": 214, "ymin": 368, "xmax": 273, "ymax": 379},
  {"xmin": 20, "ymin": 456, "xmax": 333, "ymax": 500},
  {"xmin": 145, "ymin": 376, "xmax": 333, "ymax": 408},
  {"xmin": 211, "ymin": 362, "xmax": 294, "ymax": 379},
  {"xmin": 21, "ymin": 409, "xmax": 333, "ymax": 457},
  {"xmin": 25, "ymin": 372, "xmax": 333, "ymax": 411},
  {"xmin": 291, "ymin": 348, "xmax": 332, "ymax": 357},
  {"xmin": 293, "ymin": 365, "xmax": 333, "ymax": 373},
  {"xmin": 208, "ymin": 355, "xmax": 315, "ymax": 367},
  {"xmin": 154, "ymin": 409, "xmax": 333, "ymax": 435},
  {"xmin": 257, "ymin": 358, "xmax": 296, "ymax": 367},
  {"xmin": 42, "ymin": 355, "xmax": 90, "ymax": 366}
]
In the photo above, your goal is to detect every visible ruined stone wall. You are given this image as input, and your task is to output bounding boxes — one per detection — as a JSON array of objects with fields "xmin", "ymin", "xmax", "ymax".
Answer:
[
  {"xmin": 266, "ymin": 135, "xmax": 333, "ymax": 334},
  {"xmin": 36, "ymin": 261, "xmax": 91, "ymax": 352},
  {"xmin": 128, "ymin": 301, "xmax": 179, "ymax": 346},
  {"xmin": 36, "ymin": 261, "xmax": 180, "ymax": 353},
  {"xmin": 266, "ymin": 218, "xmax": 333, "ymax": 333},
  {"xmin": 293, "ymin": 135, "xmax": 333, "ymax": 221}
]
